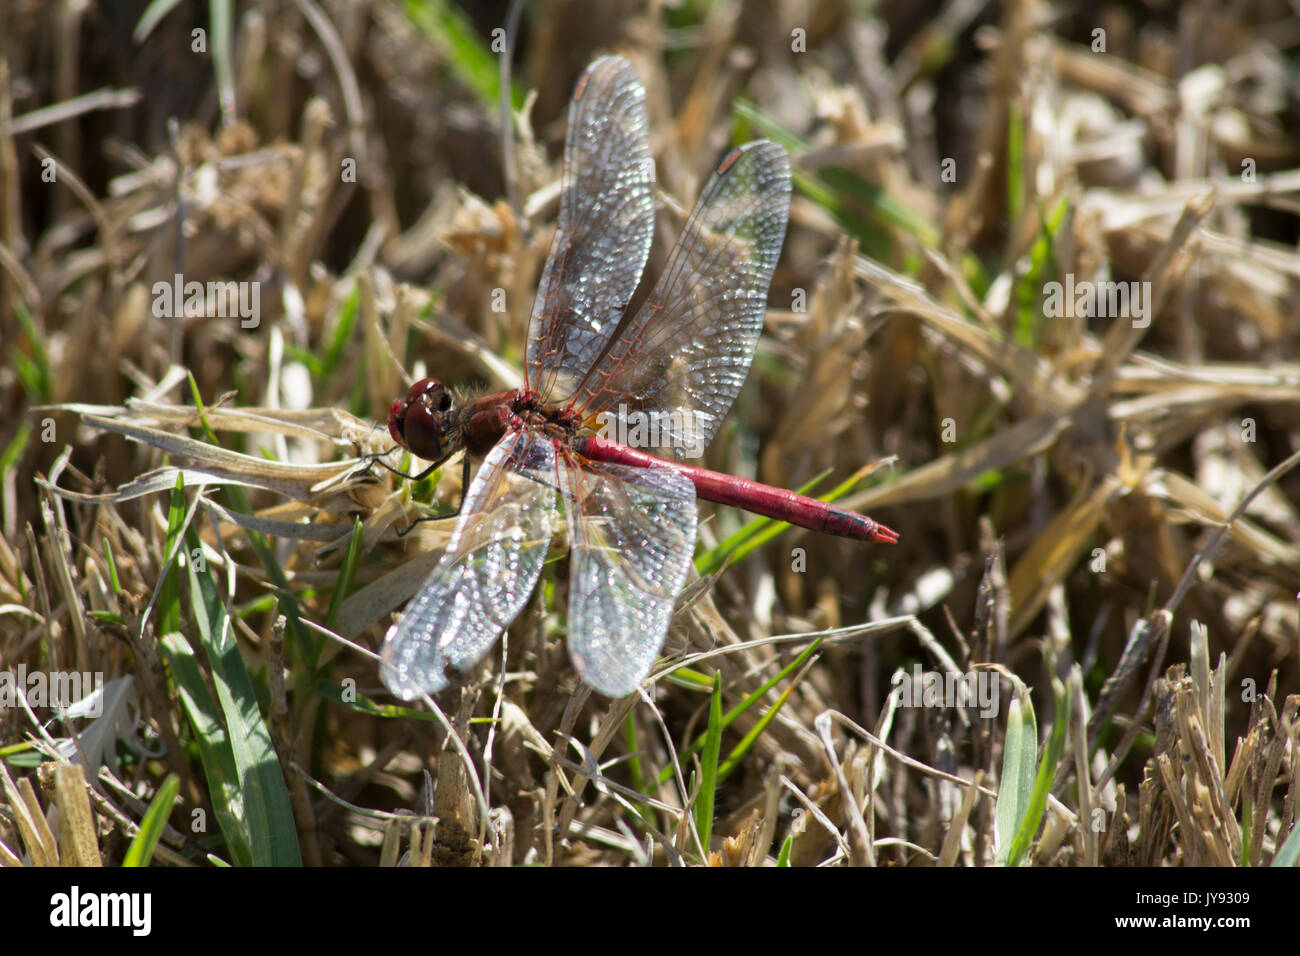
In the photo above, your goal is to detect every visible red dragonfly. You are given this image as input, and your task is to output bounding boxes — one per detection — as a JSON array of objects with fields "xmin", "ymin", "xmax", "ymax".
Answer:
[{"xmin": 380, "ymin": 55, "xmax": 895, "ymax": 700}]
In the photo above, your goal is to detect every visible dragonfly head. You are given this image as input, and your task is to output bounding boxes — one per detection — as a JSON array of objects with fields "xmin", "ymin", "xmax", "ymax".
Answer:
[{"xmin": 390, "ymin": 378, "xmax": 455, "ymax": 461}]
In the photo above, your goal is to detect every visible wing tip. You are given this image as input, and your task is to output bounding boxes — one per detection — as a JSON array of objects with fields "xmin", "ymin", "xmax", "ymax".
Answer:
[
  {"xmin": 575, "ymin": 54, "xmax": 638, "ymax": 104},
  {"xmin": 380, "ymin": 632, "xmax": 450, "ymax": 700}
]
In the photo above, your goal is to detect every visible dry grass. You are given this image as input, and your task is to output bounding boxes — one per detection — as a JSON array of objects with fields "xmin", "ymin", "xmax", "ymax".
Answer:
[{"xmin": 1, "ymin": 0, "xmax": 1297, "ymax": 867}]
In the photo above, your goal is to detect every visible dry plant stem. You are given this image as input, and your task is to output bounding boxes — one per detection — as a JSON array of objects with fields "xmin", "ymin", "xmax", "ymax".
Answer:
[
  {"xmin": 0, "ymin": 59, "xmax": 22, "ymax": 333},
  {"xmin": 937, "ymin": 769, "xmax": 984, "ymax": 867},
  {"xmin": 1092, "ymin": 192, "xmax": 1216, "ymax": 387},
  {"xmin": 31, "ymin": 143, "xmax": 122, "ymax": 312},
  {"xmin": 814, "ymin": 712, "xmax": 874, "ymax": 866},
  {"xmin": 479, "ymin": 633, "xmax": 510, "ymax": 844},
  {"xmin": 779, "ymin": 773, "xmax": 853, "ymax": 862},
  {"xmin": 38, "ymin": 452, "xmax": 90, "ymax": 659},
  {"xmin": 94, "ymin": 768, "xmax": 201, "ymax": 865},
  {"xmin": 1091, "ymin": 445, "xmax": 1300, "ymax": 793},
  {"xmin": 1069, "ymin": 672, "xmax": 1098, "ymax": 867},
  {"xmin": 325, "ymin": 731, "xmax": 417, "ymax": 821},
  {"xmin": 0, "ymin": 761, "xmax": 58, "ymax": 866},
  {"xmin": 499, "ymin": 0, "xmax": 527, "ymax": 226},
  {"xmin": 290, "ymin": 758, "xmax": 437, "ymax": 828},
  {"xmin": 288, "ymin": 0, "xmax": 365, "ymax": 160},
  {"xmin": 541, "ymin": 687, "xmax": 588, "ymax": 864},
  {"xmin": 428, "ymin": 686, "xmax": 485, "ymax": 865}
]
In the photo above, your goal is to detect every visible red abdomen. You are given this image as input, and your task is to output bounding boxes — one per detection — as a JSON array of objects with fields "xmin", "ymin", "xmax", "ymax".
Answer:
[{"xmin": 575, "ymin": 435, "xmax": 897, "ymax": 543}]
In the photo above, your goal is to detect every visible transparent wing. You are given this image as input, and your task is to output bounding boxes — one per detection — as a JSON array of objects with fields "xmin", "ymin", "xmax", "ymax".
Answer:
[
  {"xmin": 380, "ymin": 430, "xmax": 559, "ymax": 699},
  {"xmin": 527, "ymin": 55, "xmax": 655, "ymax": 404},
  {"xmin": 570, "ymin": 141, "xmax": 791, "ymax": 459},
  {"xmin": 557, "ymin": 453, "xmax": 697, "ymax": 697}
]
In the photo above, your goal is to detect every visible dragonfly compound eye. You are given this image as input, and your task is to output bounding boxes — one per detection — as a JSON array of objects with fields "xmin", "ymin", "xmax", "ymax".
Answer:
[
  {"xmin": 399, "ymin": 403, "xmax": 445, "ymax": 460},
  {"xmin": 392, "ymin": 379, "xmax": 454, "ymax": 457},
  {"xmin": 406, "ymin": 378, "xmax": 452, "ymax": 409}
]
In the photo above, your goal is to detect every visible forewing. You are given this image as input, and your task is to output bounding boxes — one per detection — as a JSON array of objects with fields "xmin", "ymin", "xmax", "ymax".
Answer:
[
  {"xmin": 380, "ymin": 431, "xmax": 559, "ymax": 699},
  {"xmin": 527, "ymin": 55, "xmax": 655, "ymax": 404},
  {"xmin": 557, "ymin": 455, "xmax": 697, "ymax": 697},
  {"xmin": 571, "ymin": 141, "xmax": 791, "ymax": 459}
]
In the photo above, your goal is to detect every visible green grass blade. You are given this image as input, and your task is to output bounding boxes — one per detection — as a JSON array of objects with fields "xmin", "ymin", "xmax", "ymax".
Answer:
[
  {"xmin": 659, "ymin": 638, "xmax": 824, "ymax": 785},
  {"xmin": 102, "ymin": 539, "xmax": 121, "ymax": 593},
  {"xmin": 403, "ymin": 0, "xmax": 524, "ymax": 111},
  {"xmin": 184, "ymin": 373, "xmax": 219, "ymax": 443},
  {"xmin": 661, "ymin": 668, "xmax": 715, "ymax": 691},
  {"xmin": 1014, "ymin": 194, "xmax": 1069, "ymax": 348},
  {"xmin": 156, "ymin": 474, "xmax": 188, "ymax": 636},
  {"xmin": 1002, "ymin": 676, "xmax": 1071, "ymax": 866},
  {"xmin": 11, "ymin": 302, "xmax": 52, "ymax": 400},
  {"xmin": 160, "ymin": 632, "xmax": 252, "ymax": 866},
  {"xmin": 315, "ymin": 679, "xmax": 453, "ymax": 722},
  {"xmin": 324, "ymin": 519, "xmax": 364, "ymax": 630},
  {"xmin": 182, "ymin": 521, "xmax": 302, "ymax": 866},
  {"xmin": 716, "ymin": 663, "xmax": 809, "ymax": 783},
  {"xmin": 322, "ymin": 284, "xmax": 360, "ymax": 377},
  {"xmin": 1272, "ymin": 812, "xmax": 1300, "ymax": 867},
  {"xmin": 623, "ymin": 711, "xmax": 646, "ymax": 798},
  {"xmin": 132, "ymin": 0, "xmax": 185, "ymax": 42},
  {"xmin": 283, "ymin": 342, "xmax": 325, "ymax": 378},
  {"xmin": 1, "ymin": 420, "xmax": 31, "ymax": 475},
  {"xmin": 732, "ymin": 100, "xmax": 940, "ymax": 247},
  {"xmin": 123, "ymin": 773, "xmax": 180, "ymax": 867},
  {"xmin": 210, "ymin": 0, "xmax": 236, "ymax": 123},
  {"xmin": 995, "ymin": 688, "xmax": 1037, "ymax": 865},
  {"xmin": 2, "ymin": 425, "xmax": 34, "ymax": 575},
  {"xmin": 776, "ymin": 833, "xmax": 793, "ymax": 867},
  {"xmin": 693, "ymin": 672, "xmax": 724, "ymax": 857}
]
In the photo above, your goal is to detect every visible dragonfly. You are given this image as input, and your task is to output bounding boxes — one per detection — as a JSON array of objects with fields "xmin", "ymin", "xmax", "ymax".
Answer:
[{"xmin": 379, "ymin": 55, "xmax": 896, "ymax": 700}]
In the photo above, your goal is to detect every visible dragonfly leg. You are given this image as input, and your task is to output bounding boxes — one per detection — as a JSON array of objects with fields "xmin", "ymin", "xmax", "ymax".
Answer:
[
  {"xmin": 395, "ymin": 454, "xmax": 472, "ymax": 538},
  {"xmin": 360, "ymin": 445, "xmax": 451, "ymax": 484}
]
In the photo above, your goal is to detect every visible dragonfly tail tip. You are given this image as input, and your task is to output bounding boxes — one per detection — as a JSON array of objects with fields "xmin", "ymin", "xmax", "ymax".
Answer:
[{"xmin": 872, "ymin": 522, "xmax": 900, "ymax": 544}]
